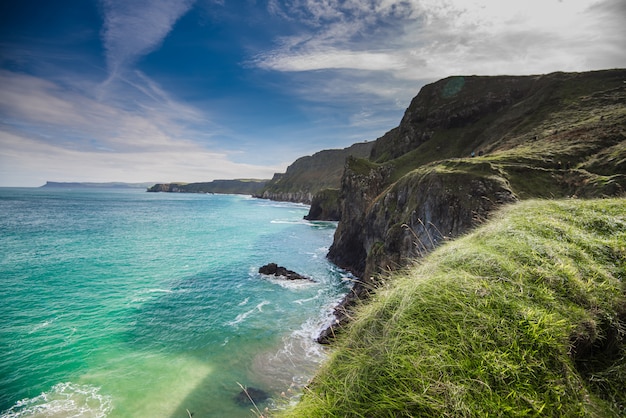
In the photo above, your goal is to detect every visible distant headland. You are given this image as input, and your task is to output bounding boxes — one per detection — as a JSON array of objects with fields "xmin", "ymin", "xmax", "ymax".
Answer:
[
  {"xmin": 41, "ymin": 181, "xmax": 156, "ymax": 189},
  {"xmin": 147, "ymin": 179, "xmax": 268, "ymax": 195}
]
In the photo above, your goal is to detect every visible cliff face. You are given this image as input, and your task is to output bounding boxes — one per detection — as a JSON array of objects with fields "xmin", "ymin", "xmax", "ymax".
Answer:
[
  {"xmin": 257, "ymin": 142, "xmax": 374, "ymax": 204},
  {"xmin": 370, "ymin": 75, "xmax": 536, "ymax": 162},
  {"xmin": 328, "ymin": 69, "xmax": 626, "ymax": 286},
  {"xmin": 304, "ymin": 188, "xmax": 341, "ymax": 221},
  {"xmin": 327, "ymin": 159, "xmax": 393, "ymax": 276},
  {"xmin": 365, "ymin": 162, "xmax": 516, "ymax": 280}
]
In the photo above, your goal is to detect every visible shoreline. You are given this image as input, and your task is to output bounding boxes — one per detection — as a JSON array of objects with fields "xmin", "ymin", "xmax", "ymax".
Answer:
[{"xmin": 0, "ymin": 190, "xmax": 347, "ymax": 417}]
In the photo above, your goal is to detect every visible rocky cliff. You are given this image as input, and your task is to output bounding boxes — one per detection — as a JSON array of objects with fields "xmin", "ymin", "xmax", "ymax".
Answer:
[
  {"xmin": 319, "ymin": 70, "xmax": 625, "ymax": 336},
  {"xmin": 304, "ymin": 188, "xmax": 342, "ymax": 221},
  {"xmin": 256, "ymin": 142, "xmax": 374, "ymax": 204}
]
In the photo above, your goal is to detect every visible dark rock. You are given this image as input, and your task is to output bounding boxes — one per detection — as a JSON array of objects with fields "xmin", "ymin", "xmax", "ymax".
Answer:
[
  {"xmin": 234, "ymin": 387, "xmax": 269, "ymax": 407},
  {"xmin": 317, "ymin": 281, "xmax": 370, "ymax": 344},
  {"xmin": 304, "ymin": 188, "xmax": 341, "ymax": 221},
  {"xmin": 259, "ymin": 263, "xmax": 312, "ymax": 281}
]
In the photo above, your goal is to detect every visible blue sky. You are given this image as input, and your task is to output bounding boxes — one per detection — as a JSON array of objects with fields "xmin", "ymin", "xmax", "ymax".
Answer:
[{"xmin": 1, "ymin": 0, "xmax": 625, "ymax": 186}]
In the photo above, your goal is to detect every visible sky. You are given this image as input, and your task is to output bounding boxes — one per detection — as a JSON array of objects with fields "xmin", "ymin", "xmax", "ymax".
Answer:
[{"xmin": 1, "ymin": 0, "xmax": 625, "ymax": 186}]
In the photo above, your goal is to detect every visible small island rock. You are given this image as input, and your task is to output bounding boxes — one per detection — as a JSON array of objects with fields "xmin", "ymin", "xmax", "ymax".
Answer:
[{"xmin": 259, "ymin": 263, "xmax": 312, "ymax": 281}]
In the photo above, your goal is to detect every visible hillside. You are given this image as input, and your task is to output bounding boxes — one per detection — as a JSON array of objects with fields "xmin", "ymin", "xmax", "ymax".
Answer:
[
  {"xmin": 256, "ymin": 141, "xmax": 374, "ymax": 204},
  {"xmin": 146, "ymin": 179, "xmax": 268, "ymax": 195},
  {"xmin": 282, "ymin": 198, "xmax": 626, "ymax": 417},
  {"xmin": 327, "ymin": 69, "xmax": 626, "ymax": 287}
]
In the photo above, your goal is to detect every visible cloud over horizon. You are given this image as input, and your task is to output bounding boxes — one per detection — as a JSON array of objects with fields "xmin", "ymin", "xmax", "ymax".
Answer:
[
  {"xmin": 0, "ymin": 70, "xmax": 283, "ymax": 186},
  {"xmin": 0, "ymin": 0, "xmax": 624, "ymax": 186}
]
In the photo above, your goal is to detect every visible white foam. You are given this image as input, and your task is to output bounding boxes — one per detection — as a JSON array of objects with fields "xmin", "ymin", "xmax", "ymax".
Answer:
[
  {"xmin": 28, "ymin": 318, "xmax": 54, "ymax": 334},
  {"xmin": 270, "ymin": 219, "xmax": 308, "ymax": 225},
  {"xmin": 250, "ymin": 313, "xmax": 336, "ymax": 396},
  {"xmin": 262, "ymin": 276, "xmax": 316, "ymax": 290},
  {"xmin": 255, "ymin": 201, "xmax": 309, "ymax": 209},
  {"xmin": 226, "ymin": 300, "xmax": 270, "ymax": 326},
  {"xmin": 146, "ymin": 288, "xmax": 173, "ymax": 294},
  {"xmin": 293, "ymin": 289, "xmax": 323, "ymax": 305},
  {"xmin": 1, "ymin": 382, "xmax": 113, "ymax": 418},
  {"xmin": 285, "ymin": 317, "xmax": 329, "ymax": 359}
]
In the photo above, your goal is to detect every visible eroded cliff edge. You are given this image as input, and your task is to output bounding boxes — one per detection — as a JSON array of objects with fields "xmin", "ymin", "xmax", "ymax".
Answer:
[
  {"xmin": 255, "ymin": 142, "xmax": 373, "ymax": 204},
  {"xmin": 317, "ymin": 69, "xmax": 626, "ymax": 341}
]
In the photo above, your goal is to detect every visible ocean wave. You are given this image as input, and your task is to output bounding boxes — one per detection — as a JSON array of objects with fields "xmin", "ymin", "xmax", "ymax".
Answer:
[
  {"xmin": 256, "ymin": 201, "xmax": 309, "ymax": 209},
  {"xmin": 286, "ymin": 316, "xmax": 330, "ymax": 359},
  {"xmin": 1, "ymin": 382, "xmax": 113, "ymax": 418},
  {"xmin": 226, "ymin": 300, "xmax": 270, "ymax": 326},
  {"xmin": 270, "ymin": 219, "xmax": 308, "ymax": 225},
  {"xmin": 293, "ymin": 289, "xmax": 323, "ymax": 305},
  {"xmin": 127, "ymin": 287, "xmax": 183, "ymax": 304},
  {"xmin": 28, "ymin": 318, "xmax": 56, "ymax": 334},
  {"xmin": 146, "ymin": 288, "xmax": 174, "ymax": 294},
  {"xmin": 261, "ymin": 275, "xmax": 317, "ymax": 290},
  {"xmin": 250, "ymin": 315, "xmax": 334, "ymax": 396}
]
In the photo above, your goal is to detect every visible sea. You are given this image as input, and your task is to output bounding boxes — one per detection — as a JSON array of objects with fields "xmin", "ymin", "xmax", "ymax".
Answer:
[{"xmin": 0, "ymin": 187, "xmax": 351, "ymax": 417}]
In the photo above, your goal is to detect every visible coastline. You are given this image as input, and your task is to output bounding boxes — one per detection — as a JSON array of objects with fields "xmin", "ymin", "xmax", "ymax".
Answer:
[{"xmin": 0, "ymin": 190, "xmax": 349, "ymax": 417}]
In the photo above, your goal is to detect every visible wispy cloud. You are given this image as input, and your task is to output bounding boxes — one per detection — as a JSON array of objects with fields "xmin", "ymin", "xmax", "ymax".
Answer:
[
  {"xmin": 0, "ymin": 70, "xmax": 281, "ymax": 186},
  {"xmin": 257, "ymin": 0, "xmax": 626, "ymax": 89},
  {"xmin": 250, "ymin": 0, "xmax": 626, "ymax": 139},
  {"xmin": 100, "ymin": 0, "xmax": 196, "ymax": 79},
  {"xmin": 0, "ymin": 129, "xmax": 282, "ymax": 186},
  {"xmin": 258, "ymin": 49, "xmax": 407, "ymax": 72}
]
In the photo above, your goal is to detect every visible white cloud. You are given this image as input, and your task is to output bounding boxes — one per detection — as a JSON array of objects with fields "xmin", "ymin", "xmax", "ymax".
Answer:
[
  {"xmin": 246, "ymin": 0, "xmax": 626, "ymax": 149},
  {"xmin": 258, "ymin": 49, "xmax": 406, "ymax": 72},
  {"xmin": 100, "ymin": 0, "xmax": 196, "ymax": 78},
  {"xmin": 257, "ymin": 0, "xmax": 626, "ymax": 80},
  {"xmin": 0, "ymin": 130, "xmax": 281, "ymax": 186},
  {"xmin": 0, "ymin": 71, "xmax": 283, "ymax": 186}
]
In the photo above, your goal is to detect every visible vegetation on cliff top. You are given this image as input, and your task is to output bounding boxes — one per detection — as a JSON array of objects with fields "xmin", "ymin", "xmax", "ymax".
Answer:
[
  {"xmin": 362, "ymin": 69, "xmax": 626, "ymax": 194},
  {"xmin": 258, "ymin": 142, "xmax": 374, "ymax": 203},
  {"xmin": 281, "ymin": 198, "xmax": 626, "ymax": 417},
  {"xmin": 328, "ymin": 69, "xmax": 625, "ymax": 281}
]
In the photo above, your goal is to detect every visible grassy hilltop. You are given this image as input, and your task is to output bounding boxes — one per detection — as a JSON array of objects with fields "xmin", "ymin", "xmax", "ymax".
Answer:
[
  {"xmin": 328, "ymin": 69, "xmax": 626, "ymax": 281},
  {"xmin": 281, "ymin": 198, "xmax": 625, "ymax": 417},
  {"xmin": 249, "ymin": 69, "xmax": 626, "ymax": 416}
]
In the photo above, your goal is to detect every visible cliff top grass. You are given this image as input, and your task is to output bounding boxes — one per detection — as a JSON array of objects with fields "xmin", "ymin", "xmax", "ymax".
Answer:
[
  {"xmin": 280, "ymin": 198, "xmax": 626, "ymax": 417},
  {"xmin": 370, "ymin": 71, "xmax": 625, "ymax": 190}
]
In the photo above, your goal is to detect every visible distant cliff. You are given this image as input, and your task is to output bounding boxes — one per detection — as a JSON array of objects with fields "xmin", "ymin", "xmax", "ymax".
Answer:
[
  {"xmin": 42, "ymin": 181, "xmax": 155, "ymax": 189},
  {"xmin": 256, "ymin": 142, "xmax": 374, "ymax": 204},
  {"xmin": 147, "ymin": 179, "xmax": 268, "ymax": 195},
  {"xmin": 320, "ymin": 69, "xmax": 626, "ymax": 319}
]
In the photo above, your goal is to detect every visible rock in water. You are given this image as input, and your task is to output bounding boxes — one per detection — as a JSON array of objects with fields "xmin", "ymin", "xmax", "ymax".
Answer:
[
  {"xmin": 258, "ymin": 263, "xmax": 312, "ymax": 281},
  {"xmin": 234, "ymin": 387, "xmax": 269, "ymax": 406}
]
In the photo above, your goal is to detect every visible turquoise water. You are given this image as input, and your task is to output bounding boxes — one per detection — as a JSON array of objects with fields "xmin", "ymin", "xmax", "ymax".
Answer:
[{"xmin": 0, "ymin": 188, "xmax": 350, "ymax": 417}]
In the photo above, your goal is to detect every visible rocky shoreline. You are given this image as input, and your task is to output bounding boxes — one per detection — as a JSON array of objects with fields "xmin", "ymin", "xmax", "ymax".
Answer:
[
  {"xmin": 151, "ymin": 69, "xmax": 626, "ymax": 348},
  {"xmin": 292, "ymin": 69, "xmax": 626, "ymax": 345}
]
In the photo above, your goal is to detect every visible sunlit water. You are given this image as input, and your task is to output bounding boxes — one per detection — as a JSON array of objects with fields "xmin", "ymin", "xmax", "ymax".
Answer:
[{"xmin": 0, "ymin": 188, "xmax": 350, "ymax": 417}]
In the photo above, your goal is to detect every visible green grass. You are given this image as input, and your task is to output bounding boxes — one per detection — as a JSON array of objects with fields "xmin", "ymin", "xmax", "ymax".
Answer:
[{"xmin": 279, "ymin": 199, "xmax": 626, "ymax": 417}]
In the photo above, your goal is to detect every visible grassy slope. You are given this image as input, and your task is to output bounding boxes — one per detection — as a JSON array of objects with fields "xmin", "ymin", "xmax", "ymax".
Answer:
[
  {"xmin": 366, "ymin": 71, "xmax": 626, "ymax": 195},
  {"xmin": 281, "ymin": 199, "xmax": 626, "ymax": 417}
]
